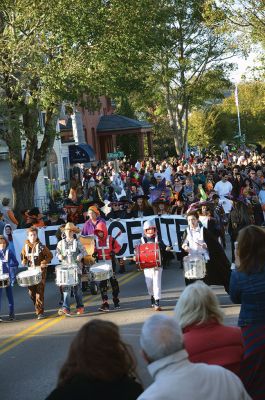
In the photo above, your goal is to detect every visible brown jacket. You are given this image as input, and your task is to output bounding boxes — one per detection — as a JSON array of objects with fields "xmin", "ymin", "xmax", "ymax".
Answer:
[{"xmin": 21, "ymin": 239, "xmax": 53, "ymax": 267}]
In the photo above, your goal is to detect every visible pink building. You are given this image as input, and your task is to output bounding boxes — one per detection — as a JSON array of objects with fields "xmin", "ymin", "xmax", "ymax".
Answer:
[{"xmin": 77, "ymin": 96, "xmax": 154, "ymax": 161}]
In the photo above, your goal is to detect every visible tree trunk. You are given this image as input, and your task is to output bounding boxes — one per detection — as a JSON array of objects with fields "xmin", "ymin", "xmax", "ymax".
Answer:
[{"xmin": 12, "ymin": 170, "xmax": 39, "ymax": 219}]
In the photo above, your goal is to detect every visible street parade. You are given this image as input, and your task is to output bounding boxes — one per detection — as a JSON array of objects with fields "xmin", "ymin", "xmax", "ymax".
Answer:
[{"xmin": 0, "ymin": 1, "xmax": 265, "ymax": 399}]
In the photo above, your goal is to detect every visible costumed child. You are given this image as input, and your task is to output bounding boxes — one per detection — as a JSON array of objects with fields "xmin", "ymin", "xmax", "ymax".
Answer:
[
  {"xmin": 137, "ymin": 219, "xmax": 170, "ymax": 311},
  {"xmin": 93, "ymin": 221, "xmax": 121, "ymax": 311},
  {"xmin": 0, "ymin": 235, "xmax": 18, "ymax": 321},
  {"xmin": 21, "ymin": 227, "xmax": 53, "ymax": 320},
  {"xmin": 56, "ymin": 223, "xmax": 87, "ymax": 316}
]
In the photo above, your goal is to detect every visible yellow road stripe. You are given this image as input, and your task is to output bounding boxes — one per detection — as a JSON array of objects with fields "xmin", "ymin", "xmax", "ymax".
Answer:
[
  {"xmin": 0, "ymin": 269, "xmax": 140, "ymax": 355},
  {"xmin": 0, "ymin": 271, "xmax": 135, "ymax": 349},
  {"xmin": 0, "ymin": 317, "xmax": 65, "ymax": 356}
]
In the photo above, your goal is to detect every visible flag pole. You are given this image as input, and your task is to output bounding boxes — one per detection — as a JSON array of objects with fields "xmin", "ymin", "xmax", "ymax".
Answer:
[{"xmin": 235, "ymin": 85, "xmax": 244, "ymax": 147}]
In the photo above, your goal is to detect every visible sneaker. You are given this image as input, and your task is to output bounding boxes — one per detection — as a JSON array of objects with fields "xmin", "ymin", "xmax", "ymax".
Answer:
[
  {"xmin": 76, "ymin": 307, "xmax": 85, "ymax": 315},
  {"xmin": 8, "ymin": 314, "xmax": 15, "ymax": 321},
  {"xmin": 37, "ymin": 313, "xmax": 46, "ymax": 320},
  {"xmin": 58, "ymin": 308, "xmax": 71, "ymax": 317},
  {"xmin": 98, "ymin": 302, "xmax": 110, "ymax": 312},
  {"xmin": 151, "ymin": 296, "xmax": 155, "ymax": 308}
]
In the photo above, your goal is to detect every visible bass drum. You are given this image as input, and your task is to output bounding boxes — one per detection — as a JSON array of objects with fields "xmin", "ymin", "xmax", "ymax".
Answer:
[{"xmin": 135, "ymin": 242, "xmax": 161, "ymax": 270}]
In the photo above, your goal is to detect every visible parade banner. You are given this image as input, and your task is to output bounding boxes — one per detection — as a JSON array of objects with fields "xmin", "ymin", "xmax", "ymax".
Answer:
[{"xmin": 13, "ymin": 216, "xmax": 188, "ymax": 266}]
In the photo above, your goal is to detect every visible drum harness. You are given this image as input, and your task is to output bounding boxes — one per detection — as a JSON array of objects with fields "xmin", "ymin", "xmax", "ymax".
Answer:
[{"xmin": 0, "ymin": 248, "xmax": 9, "ymax": 274}]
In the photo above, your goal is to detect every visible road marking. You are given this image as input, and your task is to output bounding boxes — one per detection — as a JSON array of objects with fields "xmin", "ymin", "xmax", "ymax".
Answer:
[
  {"xmin": 0, "ymin": 270, "xmax": 140, "ymax": 356},
  {"xmin": 0, "ymin": 271, "xmax": 135, "ymax": 350}
]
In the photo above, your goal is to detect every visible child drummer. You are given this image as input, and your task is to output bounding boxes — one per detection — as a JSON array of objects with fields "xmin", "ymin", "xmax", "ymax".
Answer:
[
  {"xmin": 56, "ymin": 223, "xmax": 87, "ymax": 316},
  {"xmin": 21, "ymin": 227, "xmax": 53, "ymax": 320},
  {"xmin": 137, "ymin": 219, "xmax": 170, "ymax": 311},
  {"xmin": 93, "ymin": 221, "xmax": 121, "ymax": 312},
  {"xmin": 0, "ymin": 235, "xmax": 19, "ymax": 321}
]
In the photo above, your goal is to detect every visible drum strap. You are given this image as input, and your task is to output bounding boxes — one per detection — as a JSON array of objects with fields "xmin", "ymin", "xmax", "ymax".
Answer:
[
  {"xmin": 141, "ymin": 236, "xmax": 158, "ymax": 244},
  {"xmin": 95, "ymin": 237, "xmax": 110, "ymax": 261}
]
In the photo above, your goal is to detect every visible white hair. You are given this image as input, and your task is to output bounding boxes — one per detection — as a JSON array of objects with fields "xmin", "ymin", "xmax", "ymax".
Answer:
[
  {"xmin": 174, "ymin": 281, "xmax": 224, "ymax": 329},
  {"xmin": 140, "ymin": 314, "xmax": 183, "ymax": 362}
]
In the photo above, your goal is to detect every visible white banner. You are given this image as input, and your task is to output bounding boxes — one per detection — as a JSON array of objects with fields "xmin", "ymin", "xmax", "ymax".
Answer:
[{"xmin": 13, "ymin": 216, "xmax": 188, "ymax": 266}]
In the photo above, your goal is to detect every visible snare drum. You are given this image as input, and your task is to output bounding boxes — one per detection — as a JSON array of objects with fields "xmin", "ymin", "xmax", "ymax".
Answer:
[
  {"xmin": 89, "ymin": 261, "xmax": 113, "ymax": 282},
  {"xmin": 55, "ymin": 265, "xmax": 78, "ymax": 286},
  {"xmin": 0, "ymin": 273, "xmax": 10, "ymax": 288},
  {"xmin": 17, "ymin": 268, "xmax": 42, "ymax": 287},
  {"xmin": 135, "ymin": 243, "xmax": 161, "ymax": 270},
  {"xmin": 183, "ymin": 255, "xmax": 206, "ymax": 280}
]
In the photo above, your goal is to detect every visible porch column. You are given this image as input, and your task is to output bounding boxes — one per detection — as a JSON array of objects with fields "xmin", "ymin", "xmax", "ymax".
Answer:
[
  {"xmin": 147, "ymin": 131, "xmax": 154, "ymax": 157},
  {"xmin": 138, "ymin": 132, "xmax": 145, "ymax": 159}
]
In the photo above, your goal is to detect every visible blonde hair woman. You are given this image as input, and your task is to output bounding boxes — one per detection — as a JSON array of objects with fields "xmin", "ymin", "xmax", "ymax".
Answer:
[{"xmin": 174, "ymin": 281, "xmax": 244, "ymax": 376}]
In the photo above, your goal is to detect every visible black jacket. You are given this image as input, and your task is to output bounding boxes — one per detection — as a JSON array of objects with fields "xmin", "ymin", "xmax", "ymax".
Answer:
[{"xmin": 46, "ymin": 374, "xmax": 143, "ymax": 400}]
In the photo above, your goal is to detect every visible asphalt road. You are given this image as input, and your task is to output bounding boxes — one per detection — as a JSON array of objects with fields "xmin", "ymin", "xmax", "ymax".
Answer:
[{"xmin": 0, "ymin": 254, "xmax": 239, "ymax": 400}]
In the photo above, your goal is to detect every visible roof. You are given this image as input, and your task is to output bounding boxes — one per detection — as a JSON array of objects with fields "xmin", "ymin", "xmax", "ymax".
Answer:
[
  {"xmin": 59, "ymin": 117, "xmax": 72, "ymax": 131},
  {"xmin": 97, "ymin": 114, "xmax": 152, "ymax": 132}
]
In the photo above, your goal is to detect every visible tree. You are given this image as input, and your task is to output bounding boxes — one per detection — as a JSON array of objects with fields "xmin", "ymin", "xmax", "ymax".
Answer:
[
  {"xmin": 0, "ymin": 0, "xmax": 163, "ymax": 216},
  {"xmin": 130, "ymin": 0, "xmax": 236, "ymax": 155},
  {"xmin": 187, "ymin": 81, "xmax": 265, "ymax": 146},
  {"xmin": 217, "ymin": 0, "xmax": 265, "ymax": 76}
]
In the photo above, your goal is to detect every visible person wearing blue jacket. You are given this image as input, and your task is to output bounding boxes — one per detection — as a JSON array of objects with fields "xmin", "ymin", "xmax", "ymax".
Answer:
[
  {"xmin": 229, "ymin": 225, "xmax": 265, "ymax": 400},
  {"xmin": 0, "ymin": 235, "xmax": 19, "ymax": 321}
]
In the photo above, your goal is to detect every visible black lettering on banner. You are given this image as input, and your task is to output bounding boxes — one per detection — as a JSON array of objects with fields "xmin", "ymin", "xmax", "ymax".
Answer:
[
  {"xmin": 107, "ymin": 220, "xmax": 127, "ymax": 256},
  {"xmin": 175, "ymin": 218, "xmax": 188, "ymax": 250},
  {"xmin": 159, "ymin": 217, "xmax": 175, "ymax": 247},
  {"xmin": 44, "ymin": 229, "xmax": 57, "ymax": 251},
  {"xmin": 126, "ymin": 220, "xmax": 142, "ymax": 254}
]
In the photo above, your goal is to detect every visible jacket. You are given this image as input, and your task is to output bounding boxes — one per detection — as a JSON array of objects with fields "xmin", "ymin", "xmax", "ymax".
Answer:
[
  {"xmin": 94, "ymin": 221, "xmax": 121, "ymax": 260},
  {"xmin": 183, "ymin": 321, "xmax": 244, "ymax": 376},
  {"xmin": 0, "ymin": 248, "xmax": 19, "ymax": 274},
  {"xmin": 21, "ymin": 239, "xmax": 53, "ymax": 267},
  {"xmin": 137, "ymin": 350, "xmax": 250, "ymax": 400},
  {"xmin": 81, "ymin": 217, "xmax": 106, "ymax": 236},
  {"xmin": 229, "ymin": 268, "xmax": 265, "ymax": 326},
  {"xmin": 46, "ymin": 374, "xmax": 142, "ymax": 400}
]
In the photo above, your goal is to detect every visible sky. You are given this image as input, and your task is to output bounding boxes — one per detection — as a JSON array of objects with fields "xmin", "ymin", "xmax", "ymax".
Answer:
[{"xmin": 229, "ymin": 51, "xmax": 261, "ymax": 83}]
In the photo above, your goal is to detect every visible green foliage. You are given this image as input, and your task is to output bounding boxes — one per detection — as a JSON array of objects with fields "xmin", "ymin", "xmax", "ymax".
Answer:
[{"xmin": 188, "ymin": 81, "xmax": 265, "ymax": 147}]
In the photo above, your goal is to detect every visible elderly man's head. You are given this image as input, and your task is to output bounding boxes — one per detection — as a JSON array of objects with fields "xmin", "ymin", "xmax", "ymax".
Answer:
[{"xmin": 140, "ymin": 314, "xmax": 184, "ymax": 363}]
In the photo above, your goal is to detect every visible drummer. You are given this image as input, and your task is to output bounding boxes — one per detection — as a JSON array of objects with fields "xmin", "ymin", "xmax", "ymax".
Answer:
[
  {"xmin": 21, "ymin": 227, "xmax": 53, "ymax": 320},
  {"xmin": 56, "ymin": 223, "xmax": 87, "ymax": 316},
  {"xmin": 0, "ymin": 235, "xmax": 19, "ymax": 321},
  {"xmin": 137, "ymin": 220, "xmax": 169, "ymax": 311},
  {"xmin": 181, "ymin": 211, "xmax": 230, "ymax": 292},
  {"xmin": 93, "ymin": 222, "xmax": 121, "ymax": 312}
]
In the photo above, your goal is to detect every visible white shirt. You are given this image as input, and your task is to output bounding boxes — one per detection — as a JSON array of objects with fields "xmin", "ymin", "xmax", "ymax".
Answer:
[{"xmin": 214, "ymin": 180, "xmax": 232, "ymax": 198}]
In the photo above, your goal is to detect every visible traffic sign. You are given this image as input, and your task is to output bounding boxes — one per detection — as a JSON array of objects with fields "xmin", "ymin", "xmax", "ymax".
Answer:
[{"xmin": 107, "ymin": 151, "xmax": 124, "ymax": 159}]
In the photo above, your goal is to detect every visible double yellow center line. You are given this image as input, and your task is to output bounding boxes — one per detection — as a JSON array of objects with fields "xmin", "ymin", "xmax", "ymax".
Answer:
[{"xmin": 0, "ymin": 270, "xmax": 140, "ymax": 356}]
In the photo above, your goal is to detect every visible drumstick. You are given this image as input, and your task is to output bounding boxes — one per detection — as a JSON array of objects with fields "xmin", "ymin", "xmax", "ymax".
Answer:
[{"xmin": 194, "ymin": 241, "xmax": 206, "ymax": 248}]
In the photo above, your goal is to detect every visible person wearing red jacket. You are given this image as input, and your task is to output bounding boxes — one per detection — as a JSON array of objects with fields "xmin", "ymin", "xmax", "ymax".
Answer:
[
  {"xmin": 93, "ymin": 222, "xmax": 121, "ymax": 312},
  {"xmin": 174, "ymin": 281, "xmax": 244, "ymax": 377}
]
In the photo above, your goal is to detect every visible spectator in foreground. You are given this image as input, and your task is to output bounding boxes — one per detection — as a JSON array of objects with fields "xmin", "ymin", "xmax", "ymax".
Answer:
[
  {"xmin": 174, "ymin": 281, "xmax": 244, "ymax": 376},
  {"xmin": 230, "ymin": 225, "xmax": 265, "ymax": 399},
  {"xmin": 138, "ymin": 314, "xmax": 250, "ymax": 400},
  {"xmin": 46, "ymin": 320, "xmax": 143, "ymax": 400}
]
